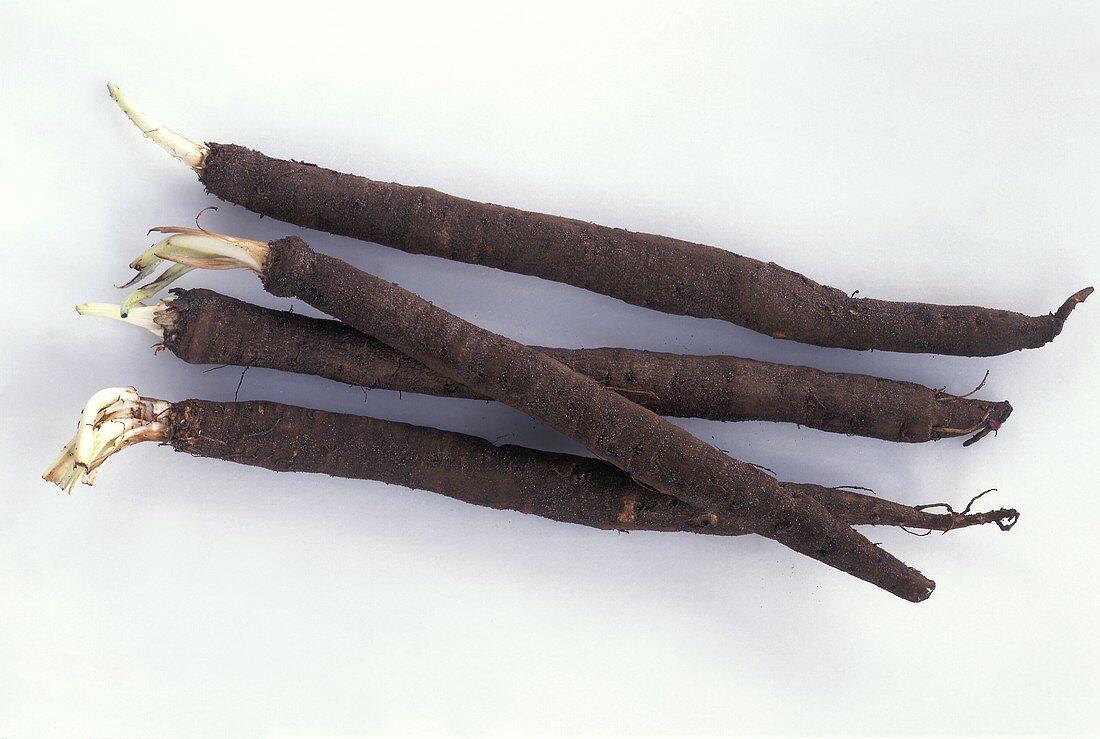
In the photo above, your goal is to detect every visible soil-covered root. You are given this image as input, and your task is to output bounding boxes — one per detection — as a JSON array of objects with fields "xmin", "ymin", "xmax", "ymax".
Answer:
[
  {"xmin": 107, "ymin": 83, "xmax": 1093, "ymax": 357},
  {"xmin": 114, "ymin": 227, "xmax": 936, "ymax": 602},
  {"xmin": 80, "ymin": 288, "xmax": 1013, "ymax": 445},
  {"xmin": 43, "ymin": 393, "xmax": 1019, "ymax": 539}
]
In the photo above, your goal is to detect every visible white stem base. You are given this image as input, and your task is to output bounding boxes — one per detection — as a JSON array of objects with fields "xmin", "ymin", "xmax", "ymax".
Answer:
[
  {"xmin": 43, "ymin": 388, "xmax": 170, "ymax": 494},
  {"xmin": 76, "ymin": 302, "xmax": 166, "ymax": 338},
  {"xmin": 107, "ymin": 83, "xmax": 207, "ymax": 171}
]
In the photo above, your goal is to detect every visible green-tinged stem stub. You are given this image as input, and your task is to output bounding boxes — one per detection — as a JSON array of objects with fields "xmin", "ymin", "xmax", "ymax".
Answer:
[{"xmin": 121, "ymin": 227, "xmax": 269, "ymax": 315}]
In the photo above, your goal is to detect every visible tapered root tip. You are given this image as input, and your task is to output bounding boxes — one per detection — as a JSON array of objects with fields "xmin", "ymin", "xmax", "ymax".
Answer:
[
  {"xmin": 912, "ymin": 489, "xmax": 1019, "ymax": 532},
  {"xmin": 961, "ymin": 401, "xmax": 1013, "ymax": 447},
  {"xmin": 1054, "ymin": 286, "xmax": 1093, "ymax": 325},
  {"xmin": 907, "ymin": 579, "xmax": 936, "ymax": 603}
]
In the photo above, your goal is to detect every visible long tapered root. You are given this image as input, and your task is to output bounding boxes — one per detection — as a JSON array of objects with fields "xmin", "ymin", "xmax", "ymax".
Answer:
[
  {"xmin": 107, "ymin": 83, "xmax": 207, "ymax": 171},
  {"xmin": 121, "ymin": 227, "xmax": 269, "ymax": 315},
  {"xmin": 42, "ymin": 387, "xmax": 170, "ymax": 494}
]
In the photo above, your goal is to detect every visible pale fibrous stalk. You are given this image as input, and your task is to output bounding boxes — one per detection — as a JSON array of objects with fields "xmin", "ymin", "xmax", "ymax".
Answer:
[
  {"xmin": 121, "ymin": 227, "xmax": 269, "ymax": 316},
  {"xmin": 107, "ymin": 83, "xmax": 207, "ymax": 171},
  {"xmin": 75, "ymin": 302, "xmax": 166, "ymax": 338},
  {"xmin": 108, "ymin": 85, "xmax": 265, "ymax": 314},
  {"xmin": 42, "ymin": 388, "xmax": 170, "ymax": 494}
]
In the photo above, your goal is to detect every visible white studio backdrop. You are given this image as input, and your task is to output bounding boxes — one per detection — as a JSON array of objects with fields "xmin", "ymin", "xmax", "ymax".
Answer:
[{"xmin": 1, "ymin": 1, "xmax": 1098, "ymax": 736}]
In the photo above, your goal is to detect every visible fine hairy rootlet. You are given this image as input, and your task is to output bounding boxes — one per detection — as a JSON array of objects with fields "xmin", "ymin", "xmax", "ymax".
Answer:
[
  {"xmin": 106, "ymin": 85, "xmax": 1092, "ymax": 357},
  {"xmin": 116, "ymin": 228, "xmax": 937, "ymax": 601},
  {"xmin": 44, "ymin": 393, "xmax": 1019, "ymax": 538},
  {"xmin": 83, "ymin": 288, "xmax": 1012, "ymax": 445}
]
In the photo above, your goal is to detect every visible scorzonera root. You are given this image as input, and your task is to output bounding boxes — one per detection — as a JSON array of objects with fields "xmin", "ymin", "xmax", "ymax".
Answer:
[
  {"xmin": 80, "ymin": 288, "xmax": 1011, "ymax": 444},
  {"xmin": 43, "ymin": 391, "xmax": 1019, "ymax": 538},
  {"xmin": 108, "ymin": 84, "xmax": 1092, "ymax": 357},
  {"xmin": 116, "ymin": 227, "xmax": 935, "ymax": 601}
]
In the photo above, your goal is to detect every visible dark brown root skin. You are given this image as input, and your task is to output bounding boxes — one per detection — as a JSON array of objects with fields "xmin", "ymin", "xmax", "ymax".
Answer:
[
  {"xmin": 259, "ymin": 235, "xmax": 934, "ymax": 602},
  {"xmin": 162, "ymin": 289, "xmax": 1012, "ymax": 444},
  {"xmin": 199, "ymin": 142, "xmax": 1092, "ymax": 356},
  {"xmin": 167, "ymin": 399, "xmax": 1018, "ymax": 537}
]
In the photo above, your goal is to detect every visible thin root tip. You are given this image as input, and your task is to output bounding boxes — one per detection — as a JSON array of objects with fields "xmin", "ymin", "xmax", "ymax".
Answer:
[
  {"xmin": 1051, "ymin": 286, "xmax": 1094, "ymax": 326},
  {"xmin": 1069, "ymin": 285, "xmax": 1094, "ymax": 303},
  {"xmin": 909, "ymin": 580, "xmax": 936, "ymax": 603},
  {"xmin": 998, "ymin": 510, "xmax": 1021, "ymax": 532}
]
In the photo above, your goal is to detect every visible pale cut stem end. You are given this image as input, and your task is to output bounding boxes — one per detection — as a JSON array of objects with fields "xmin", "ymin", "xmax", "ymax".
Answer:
[
  {"xmin": 122, "ymin": 227, "xmax": 269, "ymax": 315},
  {"xmin": 107, "ymin": 83, "xmax": 207, "ymax": 171},
  {"xmin": 122, "ymin": 264, "xmax": 194, "ymax": 318},
  {"xmin": 42, "ymin": 387, "xmax": 170, "ymax": 494},
  {"xmin": 77, "ymin": 302, "xmax": 167, "ymax": 338}
]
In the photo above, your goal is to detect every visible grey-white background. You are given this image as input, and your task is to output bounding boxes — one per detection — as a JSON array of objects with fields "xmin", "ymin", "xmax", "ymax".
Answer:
[{"xmin": 2, "ymin": 2, "xmax": 1098, "ymax": 735}]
